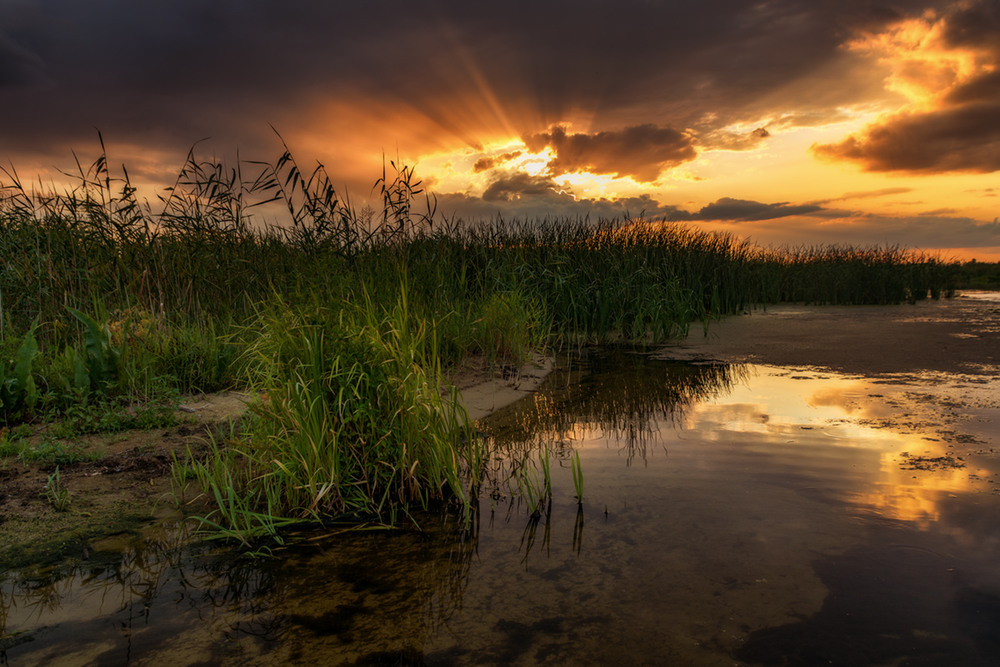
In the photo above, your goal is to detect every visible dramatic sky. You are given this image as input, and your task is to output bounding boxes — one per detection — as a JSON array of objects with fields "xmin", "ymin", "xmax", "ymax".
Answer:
[{"xmin": 3, "ymin": 0, "xmax": 999, "ymax": 258}]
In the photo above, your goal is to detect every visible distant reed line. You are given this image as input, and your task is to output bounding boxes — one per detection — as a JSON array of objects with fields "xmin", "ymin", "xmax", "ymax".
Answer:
[{"xmin": 0, "ymin": 141, "xmax": 953, "ymax": 346}]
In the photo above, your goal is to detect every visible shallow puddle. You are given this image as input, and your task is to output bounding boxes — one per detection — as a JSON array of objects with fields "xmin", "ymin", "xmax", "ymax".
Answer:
[{"xmin": 3, "ymin": 352, "xmax": 1000, "ymax": 665}]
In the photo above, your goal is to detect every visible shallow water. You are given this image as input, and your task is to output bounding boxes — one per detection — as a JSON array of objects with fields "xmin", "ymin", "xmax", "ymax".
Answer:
[{"xmin": 4, "ymin": 353, "xmax": 1000, "ymax": 665}]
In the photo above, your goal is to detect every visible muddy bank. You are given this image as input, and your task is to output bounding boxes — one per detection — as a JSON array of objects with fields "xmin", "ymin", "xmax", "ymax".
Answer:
[{"xmin": 0, "ymin": 392, "xmax": 251, "ymax": 569}]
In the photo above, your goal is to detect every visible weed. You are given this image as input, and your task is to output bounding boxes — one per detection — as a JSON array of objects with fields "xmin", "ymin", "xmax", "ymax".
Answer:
[
  {"xmin": 0, "ymin": 321, "xmax": 39, "ymax": 421},
  {"xmin": 516, "ymin": 448, "xmax": 552, "ymax": 519},
  {"xmin": 43, "ymin": 466, "xmax": 71, "ymax": 511}
]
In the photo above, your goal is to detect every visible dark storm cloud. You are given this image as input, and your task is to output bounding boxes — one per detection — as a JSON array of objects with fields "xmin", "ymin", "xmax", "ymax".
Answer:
[
  {"xmin": 449, "ymin": 183, "xmax": 831, "ymax": 224},
  {"xmin": 808, "ymin": 212, "xmax": 1000, "ymax": 249},
  {"xmin": 440, "ymin": 183, "xmax": 1000, "ymax": 252},
  {"xmin": 812, "ymin": 104, "xmax": 1000, "ymax": 173},
  {"xmin": 0, "ymin": 0, "xmax": 952, "ymax": 180},
  {"xmin": 940, "ymin": 0, "xmax": 1000, "ymax": 49},
  {"xmin": 522, "ymin": 124, "xmax": 697, "ymax": 181},
  {"xmin": 481, "ymin": 172, "xmax": 560, "ymax": 202},
  {"xmin": 812, "ymin": 0, "xmax": 1000, "ymax": 174},
  {"xmin": 0, "ymin": 32, "xmax": 45, "ymax": 87},
  {"xmin": 945, "ymin": 69, "xmax": 1000, "ymax": 105},
  {"xmin": 692, "ymin": 198, "xmax": 824, "ymax": 222},
  {"xmin": 438, "ymin": 190, "xmax": 684, "ymax": 222}
]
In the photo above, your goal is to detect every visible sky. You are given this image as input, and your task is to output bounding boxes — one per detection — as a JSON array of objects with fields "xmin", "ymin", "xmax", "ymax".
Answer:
[{"xmin": 2, "ymin": 0, "xmax": 999, "ymax": 259}]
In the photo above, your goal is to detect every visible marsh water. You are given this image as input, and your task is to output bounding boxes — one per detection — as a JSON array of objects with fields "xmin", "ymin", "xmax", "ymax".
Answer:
[{"xmin": 4, "ymin": 334, "xmax": 1000, "ymax": 664}]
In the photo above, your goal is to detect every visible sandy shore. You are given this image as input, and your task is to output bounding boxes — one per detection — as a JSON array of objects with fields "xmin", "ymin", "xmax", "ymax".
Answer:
[{"xmin": 450, "ymin": 352, "xmax": 554, "ymax": 421}]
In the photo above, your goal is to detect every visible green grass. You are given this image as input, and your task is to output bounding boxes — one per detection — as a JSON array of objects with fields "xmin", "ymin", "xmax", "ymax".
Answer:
[
  {"xmin": 43, "ymin": 466, "xmax": 71, "ymax": 512},
  {"xmin": 0, "ymin": 138, "xmax": 961, "ymax": 544}
]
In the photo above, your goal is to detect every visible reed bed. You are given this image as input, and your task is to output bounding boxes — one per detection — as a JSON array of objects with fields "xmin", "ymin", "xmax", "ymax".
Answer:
[{"xmin": 0, "ymin": 142, "xmax": 957, "ymax": 542}]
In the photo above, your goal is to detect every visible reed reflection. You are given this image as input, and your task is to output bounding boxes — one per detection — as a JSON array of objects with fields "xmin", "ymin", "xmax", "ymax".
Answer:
[
  {"xmin": 477, "ymin": 350, "xmax": 747, "ymax": 561},
  {"xmin": 483, "ymin": 349, "xmax": 748, "ymax": 483},
  {"xmin": 498, "ymin": 351, "xmax": 744, "ymax": 438}
]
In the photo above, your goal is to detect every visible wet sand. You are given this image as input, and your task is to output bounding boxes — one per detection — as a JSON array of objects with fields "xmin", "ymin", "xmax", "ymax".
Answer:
[
  {"xmin": 452, "ymin": 352, "xmax": 554, "ymax": 421},
  {"xmin": 666, "ymin": 294, "xmax": 1000, "ymax": 377}
]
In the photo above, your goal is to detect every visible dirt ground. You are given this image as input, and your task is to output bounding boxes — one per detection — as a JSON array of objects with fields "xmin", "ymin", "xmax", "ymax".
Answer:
[{"xmin": 0, "ymin": 392, "xmax": 254, "ymax": 569}]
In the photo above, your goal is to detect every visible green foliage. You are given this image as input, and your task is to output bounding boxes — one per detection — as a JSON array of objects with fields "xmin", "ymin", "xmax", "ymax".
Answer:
[
  {"xmin": 472, "ymin": 291, "xmax": 547, "ymax": 366},
  {"xmin": 0, "ymin": 321, "xmax": 39, "ymax": 421},
  {"xmin": 43, "ymin": 466, "xmax": 71, "ymax": 511},
  {"xmin": 50, "ymin": 395, "xmax": 177, "ymax": 439},
  {"xmin": 571, "ymin": 449, "xmax": 584, "ymax": 504},
  {"xmin": 516, "ymin": 450, "xmax": 551, "ymax": 519},
  {"xmin": 66, "ymin": 307, "xmax": 120, "ymax": 391},
  {"xmin": 0, "ymin": 425, "xmax": 31, "ymax": 457},
  {"xmin": 16, "ymin": 438, "xmax": 99, "ymax": 465},
  {"xmin": 946, "ymin": 260, "xmax": 1000, "ymax": 290}
]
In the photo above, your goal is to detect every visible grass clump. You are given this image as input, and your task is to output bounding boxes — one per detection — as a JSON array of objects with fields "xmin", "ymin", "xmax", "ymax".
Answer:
[
  {"xmin": 186, "ymin": 292, "xmax": 482, "ymax": 544},
  {"xmin": 43, "ymin": 467, "xmax": 71, "ymax": 512}
]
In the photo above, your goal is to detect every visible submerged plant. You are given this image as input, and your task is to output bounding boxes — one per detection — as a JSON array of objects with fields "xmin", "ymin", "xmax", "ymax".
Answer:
[{"xmin": 515, "ymin": 446, "xmax": 554, "ymax": 520}]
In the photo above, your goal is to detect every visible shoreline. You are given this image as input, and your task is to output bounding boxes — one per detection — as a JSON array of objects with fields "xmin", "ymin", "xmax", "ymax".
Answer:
[
  {"xmin": 451, "ymin": 352, "xmax": 555, "ymax": 421},
  {"xmin": 0, "ymin": 355, "xmax": 556, "ymax": 570}
]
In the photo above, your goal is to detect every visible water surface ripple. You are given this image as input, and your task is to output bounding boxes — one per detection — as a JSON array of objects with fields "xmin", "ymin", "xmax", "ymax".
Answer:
[{"xmin": 3, "ymin": 350, "xmax": 1000, "ymax": 665}]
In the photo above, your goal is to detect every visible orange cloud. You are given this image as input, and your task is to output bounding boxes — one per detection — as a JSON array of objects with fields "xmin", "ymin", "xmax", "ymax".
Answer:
[
  {"xmin": 812, "ymin": 104, "xmax": 1000, "ymax": 173},
  {"xmin": 813, "ymin": 1, "xmax": 1000, "ymax": 174}
]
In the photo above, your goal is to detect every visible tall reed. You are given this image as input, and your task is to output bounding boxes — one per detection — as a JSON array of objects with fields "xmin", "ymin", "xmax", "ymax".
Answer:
[{"xmin": 187, "ymin": 288, "xmax": 482, "ymax": 542}]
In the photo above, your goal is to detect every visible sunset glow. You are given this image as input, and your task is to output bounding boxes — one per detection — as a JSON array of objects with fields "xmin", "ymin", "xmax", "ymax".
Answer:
[{"xmin": 1, "ymin": 1, "xmax": 998, "ymax": 258}]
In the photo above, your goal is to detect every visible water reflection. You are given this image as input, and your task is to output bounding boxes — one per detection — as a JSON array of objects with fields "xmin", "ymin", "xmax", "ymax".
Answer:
[
  {"xmin": 3, "ymin": 349, "xmax": 1000, "ymax": 665},
  {"xmin": 486, "ymin": 348, "xmax": 748, "ymax": 462},
  {"xmin": 684, "ymin": 369, "xmax": 989, "ymax": 526}
]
